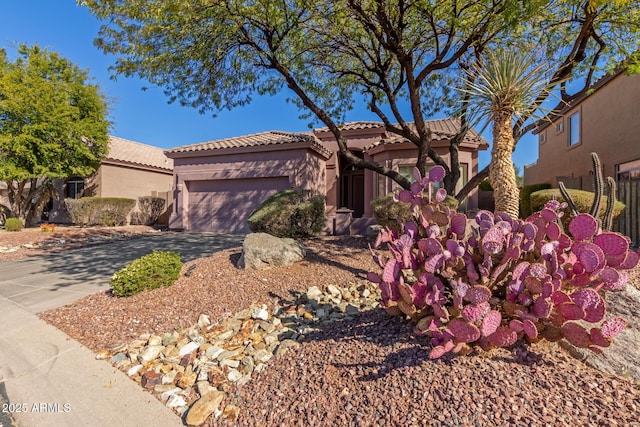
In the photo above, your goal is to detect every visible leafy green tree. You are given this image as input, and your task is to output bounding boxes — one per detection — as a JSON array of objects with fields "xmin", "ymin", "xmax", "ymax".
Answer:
[
  {"xmin": 0, "ymin": 44, "xmax": 110, "ymax": 225},
  {"xmin": 82, "ymin": 0, "xmax": 639, "ymax": 202}
]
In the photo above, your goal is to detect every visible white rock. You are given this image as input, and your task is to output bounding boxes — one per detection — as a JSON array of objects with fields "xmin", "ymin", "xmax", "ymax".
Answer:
[
  {"xmin": 197, "ymin": 313, "xmax": 211, "ymax": 328},
  {"xmin": 178, "ymin": 341, "xmax": 200, "ymax": 357},
  {"xmin": 205, "ymin": 345, "xmax": 224, "ymax": 360},
  {"xmin": 326, "ymin": 285, "xmax": 342, "ymax": 298},
  {"xmin": 127, "ymin": 364, "xmax": 143, "ymax": 376},
  {"xmin": 137, "ymin": 345, "xmax": 164, "ymax": 364},
  {"xmin": 220, "ymin": 359, "xmax": 240, "ymax": 368},
  {"xmin": 227, "ymin": 368, "xmax": 243, "ymax": 382},
  {"xmin": 166, "ymin": 394, "xmax": 187, "ymax": 408},
  {"xmin": 306, "ymin": 286, "xmax": 323, "ymax": 300},
  {"xmin": 160, "ymin": 387, "xmax": 183, "ymax": 403},
  {"xmin": 251, "ymin": 306, "xmax": 269, "ymax": 321}
]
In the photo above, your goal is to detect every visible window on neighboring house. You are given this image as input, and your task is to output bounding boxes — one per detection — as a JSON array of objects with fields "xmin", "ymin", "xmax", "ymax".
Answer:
[
  {"xmin": 555, "ymin": 120, "xmax": 564, "ymax": 134},
  {"xmin": 568, "ymin": 112, "xmax": 580, "ymax": 146},
  {"xmin": 65, "ymin": 177, "xmax": 85, "ymax": 199},
  {"xmin": 539, "ymin": 132, "xmax": 546, "ymax": 144},
  {"xmin": 617, "ymin": 159, "xmax": 640, "ymax": 181}
]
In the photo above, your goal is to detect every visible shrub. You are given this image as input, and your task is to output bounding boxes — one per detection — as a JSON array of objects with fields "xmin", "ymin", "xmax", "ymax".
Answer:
[
  {"xmin": 519, "ymin": 183, "xmax": 552, "ymax": 218},
  {"xmin": 4, "ymin": 218, "xmax": 22, "ymax": 231},
  {"xmin": 530, "ymin": 188, "xmax": 625, "ymax": 230},
  {"xmin": 130, "ymin": 196, "xmax": 166, "ymax": 226},
  {"xmin": 371, "ymin": 192, "xmax": 459, "ymax": 232},
  {"xmin": 110, "ymin": 250, "xmax": 183, "ymax": 297},
  {"xmin": 368, "ymin": 166, "xmax": 635, "ymax": 359},
  {"xmin": 478, "ymin": 179, "xmax": 493, "ymax": 191},
  {"xmin": 247, "ymin": 189, "xmax": 325, "ymax": 238},
  {"xmin": 64, "ymin": 197, "xmax": 136, "ymax": 226}
]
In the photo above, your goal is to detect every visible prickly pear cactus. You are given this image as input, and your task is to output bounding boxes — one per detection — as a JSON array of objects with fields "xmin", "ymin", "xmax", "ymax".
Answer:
[{"xmin": 368, "ymin": 166, "xmax": 637, "ymax": 359}]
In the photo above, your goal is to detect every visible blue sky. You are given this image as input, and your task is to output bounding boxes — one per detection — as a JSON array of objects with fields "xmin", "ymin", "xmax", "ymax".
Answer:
[{"xmin": 1, "ymin": 0, "xmax": 539, "ymax": 172}]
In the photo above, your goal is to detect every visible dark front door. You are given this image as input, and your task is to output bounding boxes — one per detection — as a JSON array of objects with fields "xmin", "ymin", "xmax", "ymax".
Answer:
[{"xmin": 341, "ymin": 169, "xmax": 365, "ymax": 218}]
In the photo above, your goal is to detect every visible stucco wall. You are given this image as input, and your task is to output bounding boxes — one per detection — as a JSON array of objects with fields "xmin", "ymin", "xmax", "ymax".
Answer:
[
  {"xmin": 168, "ymin": 145, "xmax": 327, "ymax": 231},
  {"xmin": 93, "ymin": 163, "xmax": 173, "ymax": 199},
  {"xmin": 525, "ymin": 73, "xmax": 640, "ymax": 187}
]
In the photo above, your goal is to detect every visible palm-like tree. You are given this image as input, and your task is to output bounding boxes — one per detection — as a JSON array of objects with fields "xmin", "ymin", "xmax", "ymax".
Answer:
[{"xmin": 461, "ymin": 50, "xmax": 552, "ymax": 219}]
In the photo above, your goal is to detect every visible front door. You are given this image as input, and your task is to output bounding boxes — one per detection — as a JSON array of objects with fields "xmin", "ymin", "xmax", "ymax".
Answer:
[{"xmin": 340, "ymin": 166, "xmax": 365, "ymax": 218}]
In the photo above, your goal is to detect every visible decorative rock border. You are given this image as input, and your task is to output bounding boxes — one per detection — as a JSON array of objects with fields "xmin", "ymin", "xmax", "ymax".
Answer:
[{"xmin": 97, "ymin": 282, "xmax": 382, "ymax": 426}]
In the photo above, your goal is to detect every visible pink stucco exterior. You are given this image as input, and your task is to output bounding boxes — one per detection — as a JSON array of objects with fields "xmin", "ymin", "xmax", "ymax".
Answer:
[
  {"xmin": 167, "ymin": 138, "xmax": 330, "ymax": 233},
  {"xmin": 166, "ymin": 121, "xmax": 488, "ymax": 234}
]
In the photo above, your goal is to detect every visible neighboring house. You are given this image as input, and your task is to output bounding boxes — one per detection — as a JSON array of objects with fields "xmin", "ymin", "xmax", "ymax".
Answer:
[
  {"xmin": 165, "ymin": 118, "xmax": 488, "ymax": 234},
  {"xmin": 524, "ymin": 70, "xmax": 640, "ymax": 187},
  {"xmin": 47, "ymin": 136, "xmax": 174, "ymax": 223},
  {"xmin": 524, "ymin": 70, "xmax": 640, "ymax": 246}
]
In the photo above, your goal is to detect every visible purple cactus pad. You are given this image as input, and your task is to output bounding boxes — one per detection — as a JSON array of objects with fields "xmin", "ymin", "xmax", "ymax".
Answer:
[
  {"xmin": 461, "ymin": 302, "xmax": 490, "ymax": 322},
  {"xmin": 532, "ymin": 297, "xmax": 551, "ymax": 319},
  {"xmin": 619, "ymin": 251, "xmax": 640, "ymax": 270},
  {"xmin": 571, "ymin": 289, "xmax": 605, "ymax": 323},
  {"xmin": 594, "ymin": 232, "xmax": 629, "ymax": 256},
  {"xmin": 569, "ymin": 214, "xmax": 598, "ymax": 241},
  {"xmin": 562, "ymin": 322, "xmax": 592, "ymax": 348},
  {"xmin": 428, "ymin": 166, "xmax": 446, "ymax": 183},
  {"xmin": 523, "ymin": 320, "xmax": 538, "ymax": 339},
  {"xmin": 447, "ymin": 319, "xmax": 481, "ymax": 343},
  {"xmin": 546, "ymin": 222, "xmax": 561, "ymax": 240},
  {"xmin": 465, "ymin": 286, "xmax": 492, "ymax": 304},
  {"xmin": 600, "ymin": 317, "xmax": 627, "ymax": 339},
  {"xmin": 487, "ymin": 327, "xmax": 518, "ymax": 347},
  {"xmin": 481, "ymin": 310, "xmax": 501, "ymax": 337},
  {"xmin": 559, "ymin": 303, "xmax": 586, "ymax": 321},
  {"xmin": 589, "ymin": 328, "xmax": 611, "ymax": 348}
]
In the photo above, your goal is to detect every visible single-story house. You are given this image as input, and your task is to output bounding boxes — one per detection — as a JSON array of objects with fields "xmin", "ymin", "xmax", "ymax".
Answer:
[
  {"xmin": 165, "ymin": 119, "xmax": 488, "ymax": 234},
  {"xmin": 47, "ymin": 136, "xmax": 174, "ymax": 223}
]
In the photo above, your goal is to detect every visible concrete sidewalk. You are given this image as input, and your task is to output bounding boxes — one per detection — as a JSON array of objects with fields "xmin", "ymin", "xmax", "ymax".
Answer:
[
  {"xmin": 0, "ymin": 299, "xmax": 183, "ymax": 427},
  {"xmin": 0, "ymin": 232, "xmax": 245, "ymax": 426}
]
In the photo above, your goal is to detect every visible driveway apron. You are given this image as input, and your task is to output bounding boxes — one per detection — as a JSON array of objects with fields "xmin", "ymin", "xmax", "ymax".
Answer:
[{"xmin": 0, "ymin": 232, "xmax": 244, "ymax": 427}]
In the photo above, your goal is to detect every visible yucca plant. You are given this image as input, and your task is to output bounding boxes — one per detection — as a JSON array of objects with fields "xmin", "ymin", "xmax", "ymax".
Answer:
[{"xmin": 460, "ymin": 50, "xmax": 554, "ymax": 219}]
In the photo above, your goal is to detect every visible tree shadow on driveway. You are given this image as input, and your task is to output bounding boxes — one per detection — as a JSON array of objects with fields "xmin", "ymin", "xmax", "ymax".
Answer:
[{"xmin": 2, "ymin": 232, "xmax": 245, "ymax": 291}]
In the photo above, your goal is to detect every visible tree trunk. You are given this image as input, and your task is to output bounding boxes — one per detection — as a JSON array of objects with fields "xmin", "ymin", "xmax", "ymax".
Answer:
[{"xmin": 489, "ymin": 113, "xmax": 520, "ymax": 219}]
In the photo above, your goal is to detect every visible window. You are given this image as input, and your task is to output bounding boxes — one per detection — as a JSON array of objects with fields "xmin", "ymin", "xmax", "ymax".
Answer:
[
  {"xmin": 398, "ymin": 164, "xmax": 441, "ymax": 189},
  {"xmin": 555, "ymin": 120, "xmax": 564, "ymax": 134},
  {"xmin": 65, "ymin": 177, "xmax": 84, "ymax": 199},
  {"xmin": 568, "ymin": 112, "xmax": 580, "ymax": 146},
  {"xmin": 617, "ymin": 159, "xmax": 640, "ymax": 181},
  {"xmin": 539, "ymin": 132, "xmax": 546, "ymax": 143}
]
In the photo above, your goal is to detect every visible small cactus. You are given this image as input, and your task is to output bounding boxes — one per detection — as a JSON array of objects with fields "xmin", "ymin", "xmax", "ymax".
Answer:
[{"xmin": 558, "ymin": 152, "xmax": 619, "ymax": 231}]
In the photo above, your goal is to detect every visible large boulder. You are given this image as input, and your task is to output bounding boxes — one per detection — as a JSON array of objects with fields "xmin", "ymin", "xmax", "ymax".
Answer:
[{"xmin": 237, "ymin": 233, "xmax": 306, "ymax": 270}]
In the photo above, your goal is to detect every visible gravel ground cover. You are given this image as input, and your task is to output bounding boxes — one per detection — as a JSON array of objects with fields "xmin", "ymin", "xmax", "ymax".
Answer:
[{"xmin": 3, "ymin": 228, "xmax": 638, "ymax": 426}]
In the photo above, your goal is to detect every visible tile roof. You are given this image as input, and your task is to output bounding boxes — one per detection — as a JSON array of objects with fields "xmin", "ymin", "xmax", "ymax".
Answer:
[
  {"xmin": 165, "ymin": 130, "xmax": 332, "ymax": 157},
  {"xmin": 106, "ymin": 136, "xmax": 173, "ymax": 171},
  {"xmin": 366, "ymin": 118, "xmax": 488, "ymax": 150},
  {"xmin": 315, "ymin": 121, "xmax": 385, "ymax": 132}
]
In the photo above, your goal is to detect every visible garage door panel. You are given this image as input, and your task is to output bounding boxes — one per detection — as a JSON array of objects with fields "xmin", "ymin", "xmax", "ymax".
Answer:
[{"xmin": 187, "ymin": 177, "xmax": 289, "ymax": 232}]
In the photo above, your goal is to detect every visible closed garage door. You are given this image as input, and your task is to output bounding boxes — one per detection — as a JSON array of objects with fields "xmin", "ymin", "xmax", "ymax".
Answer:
[{"xmin": 187, "ymin": 177, "xmax": 290, "ymax": 232}]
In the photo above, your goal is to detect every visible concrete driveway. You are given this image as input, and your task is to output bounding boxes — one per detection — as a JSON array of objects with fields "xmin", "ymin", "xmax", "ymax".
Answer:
[{"xmin": 0, "ymin": 232, "xmax": 245, "ymax": 313}]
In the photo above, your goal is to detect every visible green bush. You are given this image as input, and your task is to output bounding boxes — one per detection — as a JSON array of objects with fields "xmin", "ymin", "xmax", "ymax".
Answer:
[
  {"xmin": 4, "ymin": 218, "xmax": 23, "ymax": 232},
  {"xmin": 520, "ymin": 182, "xmax": 552, "ymax": 218},
  {"xmin": 530, "ymin": 188, "xmax": 625, "ymax": 230},
  {"xmin": 372, "ymin": 192, "xmax": 459, "ymax": 232},
  {"xmin": 478, "ymin": 179, "xmax": 493, "ymax": 191},
  {"xmin": 131, "ymin": 196, "xmax": 166, "ymax": 226},
  {"xmin": 110, "ymin": 250, "xmax": 183, "ymax": 297},
  {"xmin": 64, "ymin": 197, "xmax": 136, "ymax": 226},
  {"xmin": 247, "ymin": 189, "xmax": 325, "ymax": 238}
]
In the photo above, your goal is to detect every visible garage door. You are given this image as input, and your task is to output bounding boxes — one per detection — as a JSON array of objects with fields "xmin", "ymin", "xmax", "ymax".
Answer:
[{"xmin": 187, "ymin": 177, "xmax": 290, "ymax": 232}]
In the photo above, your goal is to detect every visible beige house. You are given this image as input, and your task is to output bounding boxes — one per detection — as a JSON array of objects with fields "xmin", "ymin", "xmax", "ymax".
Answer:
[
  {"xmin": 165, "ymin": 119, "xmax": 488, "ymax": 234},
  {"xmin": 524, "ymin": 70, "xmax": 640, "ymax": 187},
  {"xmin": 47, "ymin": 136, "xmax": 174, "ymax": 223}
]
